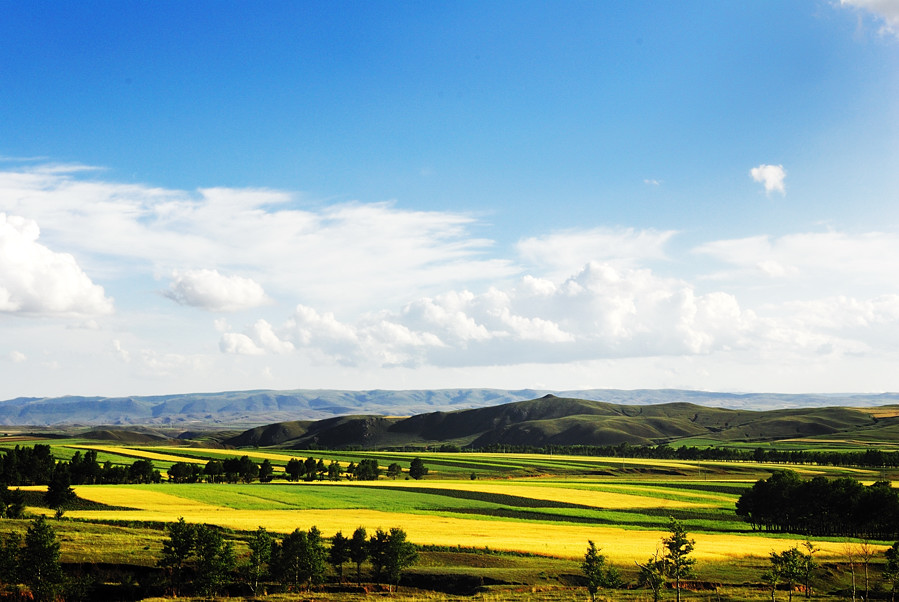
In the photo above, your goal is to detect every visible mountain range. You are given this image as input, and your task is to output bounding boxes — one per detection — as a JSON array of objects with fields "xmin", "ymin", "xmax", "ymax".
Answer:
[{"xmin": 2, "ymin": 388, "xmax": 899, "ymax": 429}]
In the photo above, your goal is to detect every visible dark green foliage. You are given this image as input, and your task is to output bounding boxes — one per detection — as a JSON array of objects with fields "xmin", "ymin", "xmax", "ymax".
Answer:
[
  {"xmin": 582, "ymin": 540, "xmax": 623, "ymax": 601},
  {"xmin": 168, "ymin": 461, "xmax": 203, "ymax": 483},
  {"xmin": 765, "ymin": 547, "xmax": 804, "ymax": 602},
  {"xmin": 737, "ymin": 470, "xmax": 899, "ymax": 537},
  {"xmin": 0, "ymin": 531, "xmax": 22, "ymax": 587},
  {"xmin": 285, "ymin": 458, "xmax": 303, "ymax": 481},
  {"xmin": 193, "ymin": 524, "xmax": 235, "ymax": 597},
  {"xmin": 387, "ymin": 462, "xmax": 402, "ymax": 479},
  {"xmin": 303, "ymin": 457, "xmax": 317, "ymax": 481},
  {"xmin": 21, "ymin": 516, "xmax": 63, "ymax": 602},
  {"xmin": 127, "ymin": 458, "xmax": 160, "ymax": 483},
  {"xmin": 204, "ymin": 460, "xmax": 224, "ymax": 483},
  {"xmin": 885, "ymin": 542, "xmax": 899, "ymax": 602},
  {"xmin": 272, "ymin": 527, "xmax": 326, "ymax": 590},
  {"xmin": 158, "ymin": 517, "xmax": 196, "ymax": 593},
  {"xmin": 327, "ymin": 460, "xmax": 341, "ymax": 480},
  {"xmin": 367, "ymin": 527, "xmax": 416, "ymax": 589},
  {"xmin": 368, "ymin": 528, "xmax": 390, "ymax": 581},
  {"xmin": 244, "ymin": 526, "xmax": 273, "ymax": 594},
  {"xmin": 409, "ymin": 457, "xmax": 428, "ymax": 480},
  {"xmin": 350, "ymin": 526, "xmax": 368, "ymax": 583},
  {"xmin": 259, "ymin": 459, "xmax": 274, "ymax": 483},
  {"xmin": 0, "ymin": 484, "xmax": 25, "ymax": 518},
  {"xmin": 662, "ymin": 516, "xmax": 695, "ymax": 602},
  {"xmin": 637, "ymin": 548, "xmax": 665, "ymax": 602},
  {"xmin": 45, "ymin": 470, "xmax": 76, "ymax": 515},
  {"xmin": 355, "ymin": 458, "xmax": 380, "ymax": 481},
  {"xmin": 328, "ymin": 531, "xmax": 351, "ymax": 580}
]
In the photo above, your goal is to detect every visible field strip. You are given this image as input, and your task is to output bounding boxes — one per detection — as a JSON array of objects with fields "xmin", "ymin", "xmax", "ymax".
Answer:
[
  {"xmin": 73, "ymin": 486, "xmax": 223, "ymax": 512},
  {"xmin": 561, "ymin": 482, "xmax": 737, "ymax": 505},
  {"xmin": 152, "ymin": 446, "xmax": 306, "ymax": 465},
  {"xmin": 64, "ymin": 498, "xmax": 873, "ymax": 562},
  {"xmin": 336, "ymin": 480, "xmax": 714, "ymax": 509},
  {"xmin": 67, "ymin": 445, "xmax": 207, "ymax": 464}
]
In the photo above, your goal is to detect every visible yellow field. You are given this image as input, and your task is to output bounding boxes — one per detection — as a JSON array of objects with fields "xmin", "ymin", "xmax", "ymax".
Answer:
[
  {"xmin": 66, "ymin": 445, "xmax": 208, "ymax": 465},
  {"xmin": 68, "ymin": 484, "xmax": 878, "ymax": 564}
]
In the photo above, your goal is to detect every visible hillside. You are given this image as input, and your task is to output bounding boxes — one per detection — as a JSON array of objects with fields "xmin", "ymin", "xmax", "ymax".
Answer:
[
  {"xmin": 2, "ymin": 388, "xmax": 898, "ymax": 428},
  {"xmin": 225, "ymin": 395, "xmax": 896, "ymax": 449}
]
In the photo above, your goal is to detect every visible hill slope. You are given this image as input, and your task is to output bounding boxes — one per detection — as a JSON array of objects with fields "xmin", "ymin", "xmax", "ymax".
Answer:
[{"xmin": 225, "ymin": 395, "xmax": 890, "ymax": 449}]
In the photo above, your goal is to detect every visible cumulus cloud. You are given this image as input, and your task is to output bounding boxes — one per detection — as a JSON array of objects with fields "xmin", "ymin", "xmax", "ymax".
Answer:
[
  {"xmin": 165, "ymin": 269, "xmax": 268, "ymax": 312},
  {"xmin": 841, "ymin": 0, "xmax": 899, "ymax": 36},
  {"xmin": 0, "ymin": 213, "xmax": 113, "ymax": 316},
  {"xmin": 221, "ymin": 261, "xmax": 755, "ymax": 367},
  {"xmin": 750, "ymin": 164, "xmax": 786, "ymax": 195}
]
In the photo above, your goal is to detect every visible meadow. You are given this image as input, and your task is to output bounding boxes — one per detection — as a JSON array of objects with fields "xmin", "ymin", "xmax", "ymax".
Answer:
[{"xmin": 2, "ymin": 436, "xmax": 898, "ymax": 599}]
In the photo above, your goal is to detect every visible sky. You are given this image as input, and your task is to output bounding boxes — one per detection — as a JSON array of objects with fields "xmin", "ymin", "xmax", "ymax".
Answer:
[{"xmin": 1, "ymin": 1, "xmax": 898, "ymax": 399}]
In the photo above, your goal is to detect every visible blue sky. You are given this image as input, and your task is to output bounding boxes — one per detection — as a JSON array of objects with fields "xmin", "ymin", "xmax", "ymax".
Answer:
[{"xmin": 1, "ymin": 1, "xmax": 898, "ymax": 398}]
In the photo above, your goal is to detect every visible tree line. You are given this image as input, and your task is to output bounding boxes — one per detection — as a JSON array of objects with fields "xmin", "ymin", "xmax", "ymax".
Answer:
[
  {"xmin": 0, "ymin": 445, "xmax": 161, "ymax": 486},
  {"xmin": 736, "ymin": 470, "xmax": 899, "ymax": 538}
]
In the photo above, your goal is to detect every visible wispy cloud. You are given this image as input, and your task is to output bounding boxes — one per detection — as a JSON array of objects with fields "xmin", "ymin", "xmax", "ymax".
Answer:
[{"xmin": 841, "ymin": 0, "xmax": 899, "ymax": 37}]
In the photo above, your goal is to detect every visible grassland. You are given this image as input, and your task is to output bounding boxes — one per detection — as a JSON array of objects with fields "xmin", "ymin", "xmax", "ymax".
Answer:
[{"xmin": 3, "ymin": 437, "xmax": 899, "ymax": 599}]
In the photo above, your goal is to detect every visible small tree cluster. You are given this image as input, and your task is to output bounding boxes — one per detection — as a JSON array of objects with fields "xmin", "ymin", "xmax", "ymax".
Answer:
[
  {"xmin": 635, "ymin": 517, "xmax": 696, "ymax": 602},
  {"xmin": 582, "ymin": 541, "xmax": 623, "ymax": 601},
  {"xmin": 158, "ymin": 517, "xmax": 235, "ymax": 597},
  {"xmin": 0, "ymin": 516, "xmax": 65, "ymax": 601}
]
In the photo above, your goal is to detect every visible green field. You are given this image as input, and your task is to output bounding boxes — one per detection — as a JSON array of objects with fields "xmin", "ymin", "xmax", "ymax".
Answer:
[{"xmin": 3, "ymin": 437, "xmax": 899, "ymax": 600}]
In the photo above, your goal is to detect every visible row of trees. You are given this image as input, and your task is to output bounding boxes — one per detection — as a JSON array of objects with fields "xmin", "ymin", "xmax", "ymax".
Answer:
[
  {"xmin": 158, "ymin": 519, "xmax": 417, "ymax": 597},
  {"xmin": 736, "ymin": 470, "xmax": 899, "ymax": 538},
  {"xmin": 0, "ymin": 445, "xmax": 161, "ymax": 486},
  {"xmin": 474, "ymin": 442, "xmax": 899, "ymax": 468},
  {"xmin": 167, "ymin": 456, "xmax": 429, "ymax": 484}
]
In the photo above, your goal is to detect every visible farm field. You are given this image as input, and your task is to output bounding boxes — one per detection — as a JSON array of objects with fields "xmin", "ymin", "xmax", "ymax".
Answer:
[{"xmin": 4, "ymin": 437, "xmax": 899, "ymax": 599}]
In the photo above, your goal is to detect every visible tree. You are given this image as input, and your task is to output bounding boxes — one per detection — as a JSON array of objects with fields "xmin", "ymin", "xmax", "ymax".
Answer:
[
  {"xmin": 386, "ymin": 463, "xmax": 402, "ymax": 479},
  {"xmin": 582, "ymin": 540, "xmax": 624, "ymax": 601},
  {"xmin": 885, "ymin": 542, "xmax": 899, "ymax": 601},
  {"xmin": 350, "ymin": 527, "xmax": 368, "ymax": 583},
  {"xmin": 45, "ymin": 471, "xmax": 76, "ymax": 517},
  {"xmin": 303, "ymin": 526, "xmax": 327, "ymax": 587},
  {"xmin": 193, "ymin": 523, "xmax": 235, "ymax": 597},
  {"xmin": 329, "ymin": 531, "xmax": 351, "ymax": 581},
  {"xmin": 273, "ymin": 527, "xmax": 326, "ymax": 590},
  {"xmin": 244, "ymin": 526, "xmax": 273, "ymax": 595},
  {"xmin": 368, "ymin": 528, "xmax": 390, "ymax": 582},
  {"xmin": 327, "ymin": 460, "xmax": 341, "ymax": 481},
  {"xmin": 801, "ymin": 540, "xmax": 818, "ymax": 598},
  {"xmin": 158, "ymin": 517, "xmax": 196, "ymax": 594},
  {"xmin": 768, "ymin": 547, "xmax": 804, "ymax": 602},
  {"xmin": 662, "ymin": 517, "xmax": 695, "ymax": 602},
  {"xmin": 20, "ymin": 516, "xmax": 64, "ymax": 602},
  {"xmin": 238, "ymin": 455, "xmax": 259, "ymax": 483},
  {"xmin": 637, "ymin": 547, "xmax": 666, "ymax": 602},
  {"xmin": 0, "ymin": 531, "xmax": 21, "ymax": 590},
  {"xmin": 382, "ymin": 528, "xmax": 417, "ymax": 591},
  {"xmin": 859, "ymin": 539, "xmax": 876, "ymax": 601},
  {"xmin": 0, "ymin": 484, "xmax": 25, "ymax": 519},
  {"xmin": 316, "ymin": 458, "xmax": 327, "ymax": 481},
  {"xmin": 409, "ymin": 457, "xmax": 428, "ymax": 480},
  {"xmin": 259, "ymin": 459, "xmax": 274, "ymax": 483},
  {"xmin": 204, "ymin": 460, "xmax": 224, "ymax": 483},
  {"xmin": 303, "ymin": 457, "xmax": 317, "ymax": 481},
  {"xmin": 286, "ymin": 458, "xmax": 303, "ymax": 482},
  {"xmin": 844, "ymin": 540, "xmax": 858, "ymax": 602},
  {"xmin": 355, "ymin": 459, "xmax": 380, "ymax": 481}
]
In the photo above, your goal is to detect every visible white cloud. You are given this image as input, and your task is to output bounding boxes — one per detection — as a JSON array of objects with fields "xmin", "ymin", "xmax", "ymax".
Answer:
[
  {"xmin": 750, "ymin": 164, "xmax": 786, "ymax": 195},
  {"xmin": 0, "ymin": 213, "xmax": 113, "ymax": 316},
  {"xmin": 8, "ymin": 351, "xmax": 27, "ymax": 363},
  {"xmin": 165, "ymin": 269, "xmax": 268, "ymax": 312},
  {"xmin": 841, "ymin": 0, "xmax": 899, "ymax": 37},
  {"xmin": 0, "ymin": 166, "xmax": 516, "ymax": 314},
  {"xmin": 517, "ymin": 227, "xmax": 676, "ymax": 277}
]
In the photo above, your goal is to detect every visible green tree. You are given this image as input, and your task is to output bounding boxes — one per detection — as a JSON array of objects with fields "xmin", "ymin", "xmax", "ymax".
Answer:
[
  {"xmin": 355, "ymin": 459, "xmax": 380, "ymax": 481},
  {"xmin": 885, "ymin": 542, "xmax": 899, "ymax": 602},
  {"xmin": 329, "ymin": 531, "xmax": 351, "ymax": 581},
  {"xmin": 0, "ymin": 531, "xmax": 22, "ymax": 590},
  {"xmin": 801, "ymin": 540, "xmax": 818, "ymax": 598},
  {"xmin": 204, "ymin": 460, "xmax": 224, "ymax": 483},
  {"xmin": 303, "ymin": 457, "xmax": 317, "ymax": 481},
  {"xmin": 285, "ymin": 458, "xmax": 303, "ymax": 481},
  {"xmin": 350, "ymin": 527, "xmax": 368, "ymax": 583},
  {"xmin": 368, "ymin": 528, "xmax": 390, "ymax": 582},
  {"xmin": 20, "ymin": 516, "xmax": 64, "ymax": 602},
  {"xmin": 194, "ymin": 524, "xmax": 235, "ymax": 597},
  {"xmin": 386, "ymin": 463, "xmax": 402, "ymax": 479},
  {"xmin": 158, "ymin": 517, "xmax": 196, "ymax": 594},
  {"xmin": 409, "ymin": 457, "xmax": 428, "ymax": 480},
  {"xmin": 0, "ymin": 484, "xmax": 25, "ymax": 519},
  {"xmin": 45, "ymin": 472, "xmax": 76, "ymax": 517},
  {"xmin": 636, "ymin": 548, "xmax": 665, "ymax": 602},
  {"xmin": 382, "ymin": 527, "xmax": 417, "ymax": 591},
  {"xmin": 238, "ymin": 455, "xmax": 259, "ymax": 483},
  {"xmin": 259, "ymin": 459, "xmax": 274, "ymax": 483},
  {"xmin": 244, "ymin": 526, "xmax": 273, "ymax": 595},
  {"xmin": 582, "ymin": 540, "xmax": 623, "ymax": 601},
  {"xmin": 327, "ymin": 460, "xmax": 341, "ymax": 481},
  {"xmin": 769, "ymin": 547, "xmax": 804, "ymax": 602},
  {"xmin": 662, "ymin": 517, "xmax": 695, "ymax": 602}
]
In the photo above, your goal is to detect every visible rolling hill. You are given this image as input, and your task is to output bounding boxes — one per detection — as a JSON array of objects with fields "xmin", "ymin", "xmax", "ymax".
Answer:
[{"xmin": 225, "ymin": 394, "xmax": 899, "ymax": 449}]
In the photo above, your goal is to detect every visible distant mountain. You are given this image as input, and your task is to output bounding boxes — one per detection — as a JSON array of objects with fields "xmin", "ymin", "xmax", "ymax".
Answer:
[
  {"xmin": 1, "ymin": 388, "xmax": 898, "ymax": 428},
  {"xmin": 226, "ymin": 394, "xmax": 899, "ymax": 449}
]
